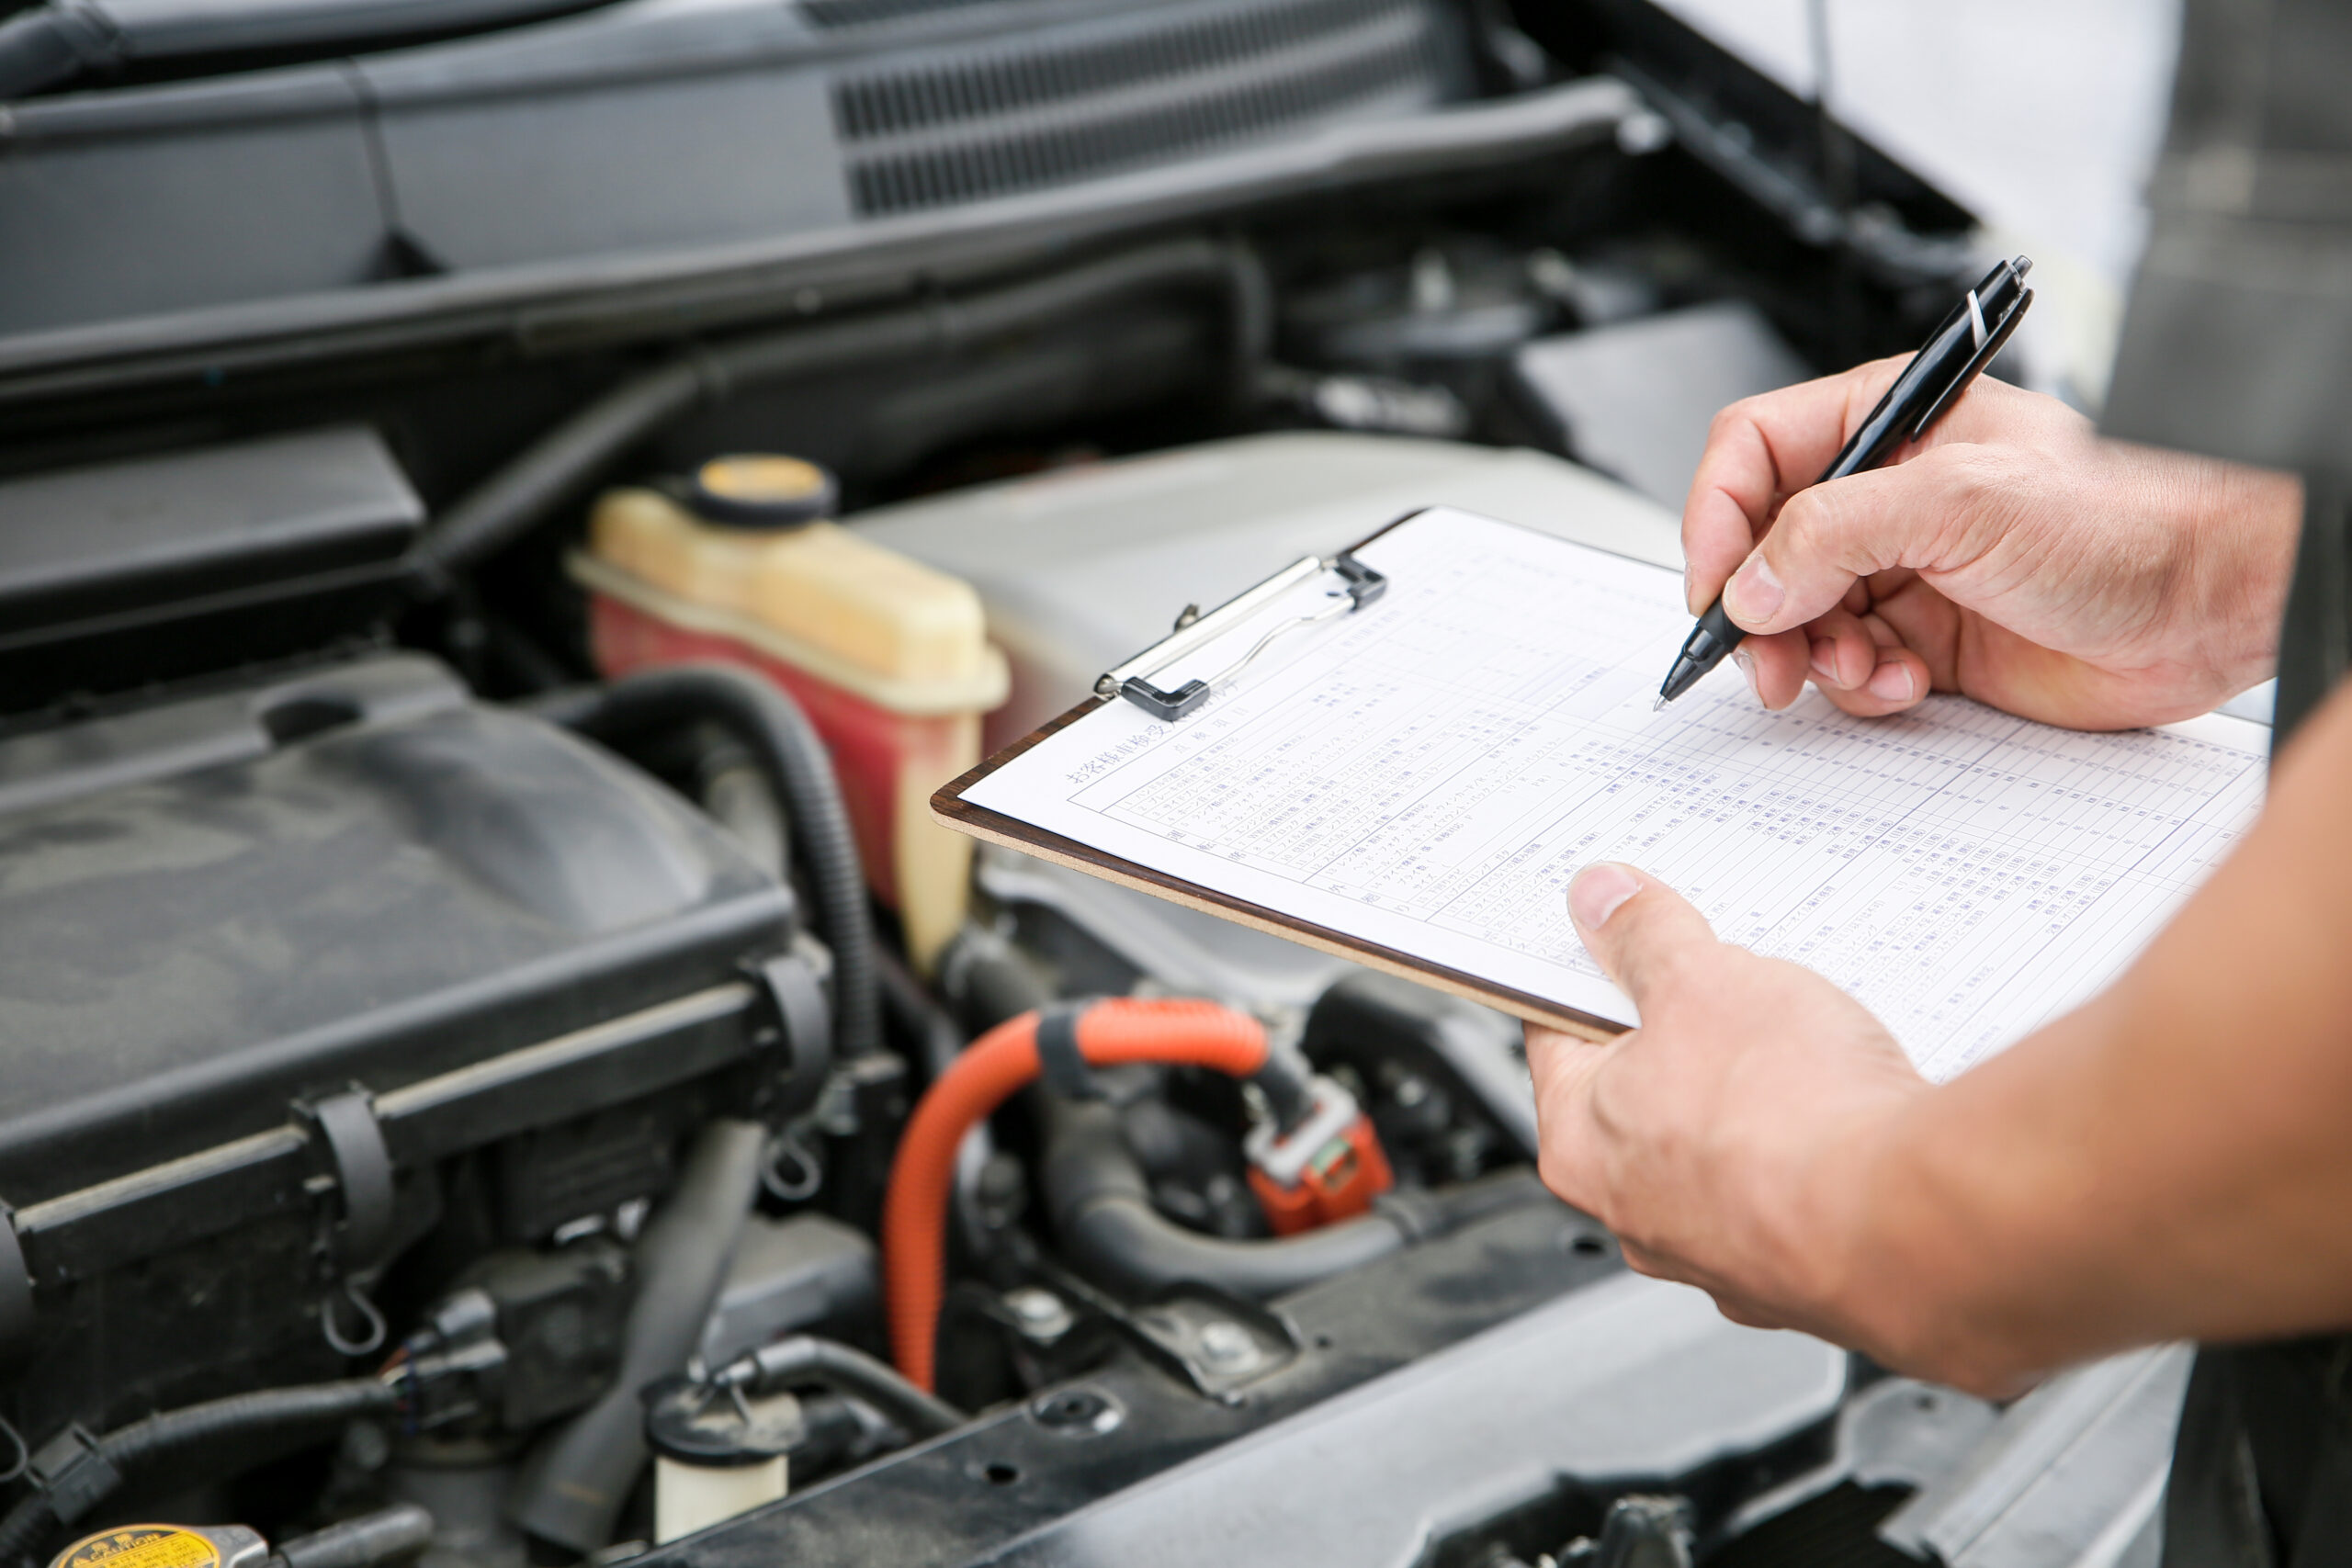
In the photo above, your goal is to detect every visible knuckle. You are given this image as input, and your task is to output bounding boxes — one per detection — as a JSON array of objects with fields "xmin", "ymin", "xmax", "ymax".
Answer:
[
  {"xmin": 1932, "ymin": 442, "xmax": 1991, "ymax": 491},
  {"xmin": 1920, "ymin": 448, "xmax": 2025, "ymax": 558},
  {"xmin": 1770, "ymin": 487, "xmax": 1831, "ymax": 550},
  {"xmin": 1928, "ymin": 445, "xmax": 2008, "ymax": 516},
  {"xmin": 1583, "ymin": 1060, "xmax": 1662, "ymax": 1168},
  {"xmin": 1581, "ymin": 1061, "xmax": 1631, "ymax": 1135},
  {"xmin": 1819, "ymin": 491, "xmax": 1887, "ymax": 566},
  {"xmin": 1707, "ymin": 398, "xmax": 1760, "ymax": 440}
]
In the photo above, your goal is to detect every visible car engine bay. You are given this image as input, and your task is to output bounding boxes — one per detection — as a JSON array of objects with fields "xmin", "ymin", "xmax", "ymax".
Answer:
[{"xmin": 0, "ymin": 2, "xmax": 2186, "ymax": 1564}]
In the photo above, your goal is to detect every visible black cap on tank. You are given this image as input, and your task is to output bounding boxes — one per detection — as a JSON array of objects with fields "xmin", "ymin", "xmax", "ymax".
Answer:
[
  {"xmin": 684, "ymin": 456, "xmax": 839, "ymax": 530},
  {"xmin": 644, "ymin": 1376, "xmax": 802, "ymax": 1469}
]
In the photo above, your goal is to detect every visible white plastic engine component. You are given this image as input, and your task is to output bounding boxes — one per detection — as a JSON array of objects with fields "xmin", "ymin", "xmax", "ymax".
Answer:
[
  {"xmin": 653, "ymin": 1451, "xmax": 789, "ymax": 1545},
  {"xmin": 850, "ymin": 432, "xmax": 1682, "ymax": 750}
]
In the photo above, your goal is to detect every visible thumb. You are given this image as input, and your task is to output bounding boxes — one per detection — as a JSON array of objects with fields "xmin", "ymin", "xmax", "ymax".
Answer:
[
  {"xmin": 1719, "ymin": 461, "xmax": 1948, "ymax": 636},
  {"xmin": 1566, "ymin": 863, "xmax": 1721, "ymax": 1011}
]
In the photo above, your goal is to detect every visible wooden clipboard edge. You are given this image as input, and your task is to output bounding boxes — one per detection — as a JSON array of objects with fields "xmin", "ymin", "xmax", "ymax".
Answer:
[
  {"xmin": 934, "ymin": 795, "xmax": 1619, "ymax": 1042},
  {"xmin": 932, "ymin": 694, "xmax": 1624, "ymax": 1045}
]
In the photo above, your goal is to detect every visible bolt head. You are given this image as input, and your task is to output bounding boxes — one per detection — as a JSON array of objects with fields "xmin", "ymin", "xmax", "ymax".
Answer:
[
  {"xmin": 1195, "ymin": 1320, "xmax": 1261, "ymax": 1371},
  {"xmin": 1002, "ymin": 1287, "xmax": 1074, "ymax": 1341},
  {"xmin": 1031, "ymin": 1387, "xmax": 1122, "ymax": 1435}
]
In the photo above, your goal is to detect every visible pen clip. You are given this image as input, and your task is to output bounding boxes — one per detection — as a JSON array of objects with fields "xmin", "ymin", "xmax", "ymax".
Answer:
[{"xmin": 1906, "ymin": 288, "xmax": 2031, "ymax": 441}]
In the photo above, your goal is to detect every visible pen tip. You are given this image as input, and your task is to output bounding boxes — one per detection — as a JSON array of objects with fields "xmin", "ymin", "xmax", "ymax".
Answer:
[{"xmin": 1652, "ymin": 695, "xmax": 1668, "ymax": 713}]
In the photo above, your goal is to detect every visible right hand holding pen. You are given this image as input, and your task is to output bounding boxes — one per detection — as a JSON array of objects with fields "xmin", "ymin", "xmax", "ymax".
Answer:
[{"xmin": 1683, "ymin": 358, "xmax": 2303, "ymax": 729}]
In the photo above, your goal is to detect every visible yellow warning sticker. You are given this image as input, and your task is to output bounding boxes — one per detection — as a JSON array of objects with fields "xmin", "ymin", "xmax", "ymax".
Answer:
[{"xmin": 53, "ymin": 1527, "xmax": 220, "ymax": 1568}]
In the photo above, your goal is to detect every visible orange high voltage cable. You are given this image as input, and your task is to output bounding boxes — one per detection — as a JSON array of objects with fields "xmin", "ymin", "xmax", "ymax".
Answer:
[{"xmin": 881, "ymin": 998, "xmax": 1268, "ymax": 1391}]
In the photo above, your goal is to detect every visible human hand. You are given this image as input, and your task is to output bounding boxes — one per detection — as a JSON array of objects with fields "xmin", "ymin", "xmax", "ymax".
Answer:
[
  {"xmin": 1684, "ymin": 359, "xmax": 2301, "ymax": 729},
  {"xmin": 1527, "ymin": 863, "xmax": 1936, "ymax": 1363}
]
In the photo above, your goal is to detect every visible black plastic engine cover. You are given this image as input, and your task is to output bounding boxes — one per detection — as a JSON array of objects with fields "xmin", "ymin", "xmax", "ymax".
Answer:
[
  {"xmin": 0, "ymin": 653, "xmax": 793, "ymax": 1205},
  {"xmin": 0, "ymin": 653, "xmax": 808, "ymax": 1432}
]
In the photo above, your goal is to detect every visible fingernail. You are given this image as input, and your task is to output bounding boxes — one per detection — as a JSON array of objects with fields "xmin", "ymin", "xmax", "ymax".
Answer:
[
  {"xmin": 1732, "ymin": 647, "xmax": 1758, "ymax": 695},
  {"xmin": 1569, "ymin": 863, "xmax": 1642, "ymax": 929},
  {"xmin": 1867, "ymin": 660, "xmax": 1917, "ymax": 702},
  {"xmin": 1808, "ymin": 638, "xmax": 1837, "ymax": 682},
  {"xmin": 1725, "ymin": 555, "xmax": 1784, "ymax": 625}
]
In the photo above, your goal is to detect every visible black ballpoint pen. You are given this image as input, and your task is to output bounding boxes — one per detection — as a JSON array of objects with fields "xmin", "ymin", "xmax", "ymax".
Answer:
[{"xmin": 1655, "ymin": 255, "xmax": 2036, "ymax": 709}]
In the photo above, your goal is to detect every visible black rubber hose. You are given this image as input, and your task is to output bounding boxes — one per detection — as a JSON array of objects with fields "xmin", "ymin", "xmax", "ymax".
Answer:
[
  {"xmin": 1039, "ymin": 1099, "xmax": 1409, "ymax": 1300},
  {"xmin": 0, "ymin": 4, "xmax": 118, "ymax": 100},
  {"xmin": 782, "ymin": 1393, "xmax": 864, "ymax": 1474},
  {"xmin": 510, "ymin": 1118, "xmax": 767, "ymax": 1555},
  {"xmin": 1426, "ymin": 1168, "xmax": 1564, "ymax": 1232},
  {"xmin": 935, "ymin": 924, "xmax": 1052, "ymax": 1040},
  {"xmin": 405, "ymin": 237, "xmax": 1272, "ymax": 591},
  {"xmin": 722, "ymin": 1336, "xmax": 962, "ymax": 1439},
  {"xmin": 876, "ymin": 945, "xmax": 994, "ymax": 1258},
  {"xmin": 1250, "ymin": 1049, "xmax": 1317, "ymax": 1134},
  {"xmin": 537, "ymin": 664, "xmax": 877, "ymax": 1065},
  {"xmin": 0, "ymin": 1380, "xmax": 398, "ymax": 1568},
  {"xmin": 875, "ymin": 945, "xmax": 960, "ymax": 1088},
  {"xmin": 271, "ymin": 1503, "xmax": 435, "ymax": 1568}
]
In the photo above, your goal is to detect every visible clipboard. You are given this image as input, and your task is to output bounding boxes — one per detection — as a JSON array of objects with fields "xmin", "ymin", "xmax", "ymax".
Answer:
[
  {"xmin": 931, "ymin": 510, "xmax": 1625, "ymax": 1043},
  {"xmin": 930, "ymin": 502, "xmax": 2273, "ymax": 1082}
]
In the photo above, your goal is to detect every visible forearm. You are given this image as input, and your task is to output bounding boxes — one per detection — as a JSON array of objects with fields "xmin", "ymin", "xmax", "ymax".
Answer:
[{"xmin": 1839, "ymin": 679, "xmax": 2352, "ymax": 1392}]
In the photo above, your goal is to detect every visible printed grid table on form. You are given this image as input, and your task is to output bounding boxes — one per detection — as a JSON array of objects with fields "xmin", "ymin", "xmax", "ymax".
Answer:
[{"xmin": 967, "ymin": 508, "xmax": 2268, "ymax": 1080}]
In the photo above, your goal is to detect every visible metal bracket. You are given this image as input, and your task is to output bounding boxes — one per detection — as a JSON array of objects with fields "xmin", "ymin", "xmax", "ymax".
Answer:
[{"xmin": 1027, "ymin": 1261, "xmax": 1297, "ymax": 1404}]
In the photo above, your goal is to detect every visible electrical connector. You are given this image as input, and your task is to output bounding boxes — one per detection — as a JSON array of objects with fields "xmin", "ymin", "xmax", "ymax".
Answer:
[
  {"xmin": 386, "ymin": 1288, "xmax": 508, "ymax": 1433},
  {"xmin": 1242, "ymin": 1075, "xmax": 1394, "ymax": 1235}
]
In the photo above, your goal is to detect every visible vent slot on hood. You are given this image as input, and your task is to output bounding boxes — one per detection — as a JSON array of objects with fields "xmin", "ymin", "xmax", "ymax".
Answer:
[
  {"xmin": 800, "ymin": 0, "xmax": 1016, "ymax": 28},
  {"xmin": 835, "ymin": 0, "xmax": 1461, "ymax": 215}
]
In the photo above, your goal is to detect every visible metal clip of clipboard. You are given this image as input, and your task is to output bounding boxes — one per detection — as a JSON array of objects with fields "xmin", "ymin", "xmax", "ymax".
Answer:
[{"xmin": 1095, "ymin": 553, "xmax": 1387, "ymax": 722}]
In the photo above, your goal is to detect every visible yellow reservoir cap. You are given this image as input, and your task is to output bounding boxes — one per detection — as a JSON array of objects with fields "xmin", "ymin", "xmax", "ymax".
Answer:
[
  {"xmin": 688, "ymin": 456, "xmax": 838, "ymax": 528},
  {"xmin": 51, "ymin": 1526, "xmax": 266, "ymax": 1568}
]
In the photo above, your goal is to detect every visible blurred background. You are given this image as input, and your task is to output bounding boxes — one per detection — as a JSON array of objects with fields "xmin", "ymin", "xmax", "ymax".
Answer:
[{"xmin": 1657, "ymin": 0, "xmax": 2182, "ymax": 412}]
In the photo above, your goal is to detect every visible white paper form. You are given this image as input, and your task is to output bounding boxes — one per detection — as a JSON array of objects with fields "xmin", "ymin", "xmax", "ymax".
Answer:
[{"xmin": 962, "ymin": 508, "xmax": 2269, "ymax": 1080}]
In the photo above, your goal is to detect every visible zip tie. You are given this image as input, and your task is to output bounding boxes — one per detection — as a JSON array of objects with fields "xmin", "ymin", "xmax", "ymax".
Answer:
[{"xmin": 1032, "ymin": 1003, "xmax": 1102, "ymax": 1100}]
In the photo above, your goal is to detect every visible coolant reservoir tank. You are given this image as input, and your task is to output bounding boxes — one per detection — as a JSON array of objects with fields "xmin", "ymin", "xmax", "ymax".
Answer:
[{"xmin": 572, "ymin": 456, "xmax": 1008, "ymax": 969}]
